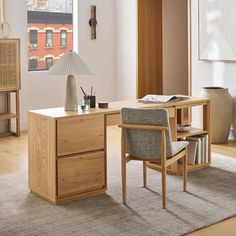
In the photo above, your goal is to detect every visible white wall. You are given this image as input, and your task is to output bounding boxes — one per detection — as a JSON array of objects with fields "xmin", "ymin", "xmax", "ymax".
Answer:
[
  {"xmin": 115, "ymin": 0, "xmax": 137, "ymax": 100},
  {"xmin": 191, "ymin": 0, "xmax": 236, "ymax": 138},
  {"xmin": 1, "ymin": 0, "xmax": 116, "ymax": 131}
]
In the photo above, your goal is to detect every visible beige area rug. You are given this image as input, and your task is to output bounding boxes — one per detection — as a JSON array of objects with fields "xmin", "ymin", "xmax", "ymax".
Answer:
[{"xmin": 1, "ymin": 153, "xmax": 236, "ymax": 236}]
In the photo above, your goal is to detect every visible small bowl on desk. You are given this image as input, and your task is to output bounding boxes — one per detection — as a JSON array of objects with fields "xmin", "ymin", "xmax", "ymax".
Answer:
[{"xmin": 177, "ymin": 124, "xmax": 192, "ymax": 132}]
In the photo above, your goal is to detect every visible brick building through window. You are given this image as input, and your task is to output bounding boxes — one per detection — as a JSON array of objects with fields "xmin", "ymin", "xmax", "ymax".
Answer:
[{"xmin": 27, "ymin": 0, "xmax": 73, "ymax": 71}]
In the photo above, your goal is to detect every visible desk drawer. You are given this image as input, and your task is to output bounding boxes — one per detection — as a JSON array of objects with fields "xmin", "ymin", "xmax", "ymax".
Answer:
[
  {"xmin": 57, "ymin": 151, "xmax": 105, "ymax": 197},
  {"xmin": 57, "ymin": 115, "xmax": 104, "ymax": 156},
  {"xmin": 106, "ymin": 113, "xmax": 121, "ymax": 126}
]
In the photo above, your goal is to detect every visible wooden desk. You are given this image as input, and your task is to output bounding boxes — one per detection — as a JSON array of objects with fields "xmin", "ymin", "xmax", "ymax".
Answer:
[{"xmin": 28, "ymin": 97, "xmax": 211, "ymax": 204}]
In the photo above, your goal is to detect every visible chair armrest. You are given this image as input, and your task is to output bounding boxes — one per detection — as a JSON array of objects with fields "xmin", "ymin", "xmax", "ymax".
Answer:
[{"xmin": 118, "ymin": 124, "xmax": 168, "ymax": 131}]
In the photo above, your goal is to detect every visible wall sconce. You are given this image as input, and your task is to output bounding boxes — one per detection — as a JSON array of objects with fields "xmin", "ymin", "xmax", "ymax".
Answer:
[{"xmin": 89, "ymin": 5, "xmax": 97, "ymax": 40}]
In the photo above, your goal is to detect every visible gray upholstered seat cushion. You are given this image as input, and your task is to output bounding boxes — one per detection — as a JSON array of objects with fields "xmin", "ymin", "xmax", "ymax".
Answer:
[{"xmin": 171, "ymin": 141, "xmax": 189, "ymax": 157}]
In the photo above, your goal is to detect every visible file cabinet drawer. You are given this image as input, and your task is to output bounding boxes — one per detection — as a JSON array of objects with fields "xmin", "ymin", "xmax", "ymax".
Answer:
[
  {"xmin": 57, "ymin": 115, "xmax": 104, "ymax": 156},
  {"xmin": 57, "ymin": 151, "xmax": 105, "ymax": 196}
]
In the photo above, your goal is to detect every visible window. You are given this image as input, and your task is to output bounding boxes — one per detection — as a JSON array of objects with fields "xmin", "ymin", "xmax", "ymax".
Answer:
[
  {"xmin": 29, "ymin": 58, "xmax": 37, "ymax": 70},
  {"xmin": 60, "ymin": 30, "xmax": 67, "ymax": 47},
  {"xmin": 30, "ymin": 30, "xmax": 38, "ymax": 48},
  {"xmin": 46, "ymin": 30, "xmax": 53, "ymax": 47},
  {"xmin": 45, "ymin": 57, "xmax": 53, "ymax": 69},
  {"xmin": 27, "ymin": 0, "xmax": 73, "ymax": 71}
]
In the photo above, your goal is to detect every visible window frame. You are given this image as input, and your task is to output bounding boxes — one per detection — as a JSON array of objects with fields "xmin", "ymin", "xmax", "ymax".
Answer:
[
  {"xmin": 30, "ymin": 30, "xmax": 38, "ymax": 48},
  {"xmin": 60, "ymin": 30, "xmax": 67, "ymax": 47},
  {"xmin": 45, "ymin": 30, "xmax": 53, "ymax": 48},
  {"xmin": 29, "ymin": 58, "xmax": 38, "ymax": 70},
  {"xmin": 45, "ymin": 57, "xmax": 53, "ymax": 69}
]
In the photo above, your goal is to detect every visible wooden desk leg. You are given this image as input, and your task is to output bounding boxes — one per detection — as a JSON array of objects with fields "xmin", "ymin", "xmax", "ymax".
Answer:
[
  {"xmin": 177, "ymin": 109, "xmax": 184, "ymax": 126},
  {"xmin": 188, "ymin": 107, "xmax": 192, "ymax": 124},
  {"xmin": 203, "ymin": 101, "xmax": 211, "ymax": 163},
  {"xmin": 169, "ymin": 114, "xmax": 178, "ymax": 172},
  {"xmin": 169, "ymin": 117, "xmax": 177, "ymax": 141},
  {"xmin": 177, "ymin": 107, "xmax": 192, "ymax": 126},
  {"xmin": 15, "ymin": 91, "xmax": 20, "ymax": 137},
  {"xmin": 104, "ymin": 115, "xmax": 108, "ymax": 190}
]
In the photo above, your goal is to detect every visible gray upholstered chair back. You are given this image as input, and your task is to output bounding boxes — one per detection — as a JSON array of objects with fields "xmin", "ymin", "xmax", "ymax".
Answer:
[{"xmin": 121, "ymin": 108, "xmax": 173, "ymax": 160}]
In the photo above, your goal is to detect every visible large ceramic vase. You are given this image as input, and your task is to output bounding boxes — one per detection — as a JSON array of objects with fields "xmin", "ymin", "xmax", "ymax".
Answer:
[{"xmin": 200, "ymin": 87, "xmax": 233, "ymax": 144}]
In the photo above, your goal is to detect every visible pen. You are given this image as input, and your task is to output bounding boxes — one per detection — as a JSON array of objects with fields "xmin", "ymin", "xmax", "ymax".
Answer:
[{"xmin": 80, "ymin": 86, "xmax": 87, "ymax": 96}]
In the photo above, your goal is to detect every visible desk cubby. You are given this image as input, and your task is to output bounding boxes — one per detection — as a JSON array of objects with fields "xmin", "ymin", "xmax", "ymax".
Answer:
[{"xmin": 148, "ymin": 100, "xmax": 211, "ymax": 175}]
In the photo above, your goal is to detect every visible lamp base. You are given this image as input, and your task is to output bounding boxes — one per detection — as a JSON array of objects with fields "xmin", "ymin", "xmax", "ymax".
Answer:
[{"xmin": 65, "ymin": 75, "xmax": 78, "ymax": 111}]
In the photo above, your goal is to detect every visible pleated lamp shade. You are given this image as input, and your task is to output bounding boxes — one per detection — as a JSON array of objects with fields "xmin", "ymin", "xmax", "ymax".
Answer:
[
  {"xmin": 48, "ymin": 51, "xmax": 93, "ymax": 111},
  {"xmin": 48, "ymin": 51, "xmax": 93, "ymax": 76}
]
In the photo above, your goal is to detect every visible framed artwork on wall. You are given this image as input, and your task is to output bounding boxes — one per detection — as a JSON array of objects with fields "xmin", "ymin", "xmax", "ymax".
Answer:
[{"xmin": 199, "ymin": 0, "xmax": 236, "ymax": 61}]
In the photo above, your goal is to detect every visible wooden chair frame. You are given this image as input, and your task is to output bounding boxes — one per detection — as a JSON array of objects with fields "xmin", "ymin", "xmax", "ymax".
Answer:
[{"xmin": 119, "ymin": 123, "xmax": 188, "ymax": 209}]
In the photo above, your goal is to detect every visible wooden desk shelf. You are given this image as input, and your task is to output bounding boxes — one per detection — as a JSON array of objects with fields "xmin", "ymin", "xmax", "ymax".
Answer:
[{"xmin": 148, "ymin": 162, "xmax": 210, "ymax": 176}]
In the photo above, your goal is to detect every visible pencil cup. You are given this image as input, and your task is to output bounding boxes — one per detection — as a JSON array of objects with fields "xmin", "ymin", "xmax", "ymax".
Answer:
[{"xmin": 86, "ymin": 95, "xmax": 96, "ymax": 108}]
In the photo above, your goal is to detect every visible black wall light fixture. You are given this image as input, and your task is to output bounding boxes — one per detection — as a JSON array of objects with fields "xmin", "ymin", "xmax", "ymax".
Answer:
[{"xmin": 89, "ymin": 5, "xmax": 97, "ymax": 40}]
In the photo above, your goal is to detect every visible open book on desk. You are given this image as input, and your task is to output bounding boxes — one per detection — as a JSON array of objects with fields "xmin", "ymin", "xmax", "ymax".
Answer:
[{"xmin": 139, "ymin": 94, "xmax": 189, "ymax": 103}]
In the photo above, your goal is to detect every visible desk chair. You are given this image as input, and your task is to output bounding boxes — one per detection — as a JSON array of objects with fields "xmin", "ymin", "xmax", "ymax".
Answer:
[{"xmin": 119, "ymin": 108, "xmax": 189, "ymax": 208}]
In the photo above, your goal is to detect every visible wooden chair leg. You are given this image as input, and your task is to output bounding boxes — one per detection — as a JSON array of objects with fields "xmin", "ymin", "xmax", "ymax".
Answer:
[
  {"xmin": 121, "ymin": 129, "xmax": 126, "ymax": 204},
  {"xmin": 183, "ymin": 148, "xmax": 188, "ymax": 192},
  {"xmin": 161, "ymin": 130, "xmax": 167, "ymax": 209},
  {"xmin": 143, "ymin": 161, "xmax": 147, "ymax": 188},
  {"xmin": 121, "ymin": 153, "xmax": 126, "ymax": 204},
  {"xmin": 162, "ymin": 165, "xmax": 167, "ymax": 209}
]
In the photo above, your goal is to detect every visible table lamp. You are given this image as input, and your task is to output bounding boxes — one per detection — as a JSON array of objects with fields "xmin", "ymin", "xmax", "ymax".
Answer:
[{"xmin": 48, "ymin": 51, "xmax": 93, "ymax": 111}]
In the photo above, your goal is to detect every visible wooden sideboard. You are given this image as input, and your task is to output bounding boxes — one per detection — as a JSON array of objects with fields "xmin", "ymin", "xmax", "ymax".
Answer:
[{"xmin": 28, "ymin": 96, "xmax": 211, "ymax": 204}]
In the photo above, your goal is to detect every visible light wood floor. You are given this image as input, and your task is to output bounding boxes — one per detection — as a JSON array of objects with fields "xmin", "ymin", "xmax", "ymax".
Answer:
[{"xmin": 1, "ymin": 127, "xmax": 236, "ymax": 235}]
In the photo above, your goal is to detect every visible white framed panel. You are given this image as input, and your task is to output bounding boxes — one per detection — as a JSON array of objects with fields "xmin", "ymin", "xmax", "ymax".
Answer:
[{"xmin": 199, "ymin": 0, "xmax": 236, "ymax": 61}]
